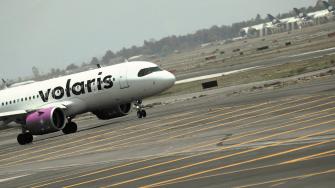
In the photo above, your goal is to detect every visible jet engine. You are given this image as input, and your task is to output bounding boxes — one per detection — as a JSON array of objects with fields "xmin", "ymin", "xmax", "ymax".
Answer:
[
  {"xmin": 24, "ymin": 107, "xmax": 66, "ymax": 135},
  {"xmin": 92, "ymin": 103, "xmax": 131, "ymax": 120}
]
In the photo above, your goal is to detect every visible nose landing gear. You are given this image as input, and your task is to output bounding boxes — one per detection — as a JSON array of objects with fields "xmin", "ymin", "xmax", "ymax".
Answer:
[
  {"xmin": 134, "ymin": 100, "xmax": 147, "ymax": 119},
  {"xmin": 137, "ymin": 110, "xmax": 147, "ymax": 118}
]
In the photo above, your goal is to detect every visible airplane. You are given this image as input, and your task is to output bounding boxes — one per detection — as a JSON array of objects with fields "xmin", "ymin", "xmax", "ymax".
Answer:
[
  {"xmin": 0, "ymin": 61, "xmax": 176, "ymax": 145},
  {"xmin": 322, "ymin": 1, "xmax": 334, "ymax": 13},
  {"xmin": 293, "ymin": 8, "xmax": 312, "ymax": 20},
  {"xmin": 267, "ymin": 14, "xmax": 282, "ymax": 26},
  {"xmin": 306, "ymin": 1, "xmax": 334, "ymax": 19}
]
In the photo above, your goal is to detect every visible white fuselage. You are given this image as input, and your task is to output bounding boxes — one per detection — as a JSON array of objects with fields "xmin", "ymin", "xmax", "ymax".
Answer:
[{"xmin": 0, "ymin": 61, "xmax": 175, "ymax": 119}]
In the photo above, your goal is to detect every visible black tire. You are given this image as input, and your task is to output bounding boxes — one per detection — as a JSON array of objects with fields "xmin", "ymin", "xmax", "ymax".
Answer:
[
  {"xmin": 69, "ymin": 122, "xmax": 78, "ymax": 133},
  {"xmin": 17, "ymin": 133, "xmax": 33, "ymax": 145},
  {"xmin": 62, "ymin": 122, "xmax": 78, "ymax": 134},
  {"xmin": 17, "ymin": 134, "xmax": 26, "ymax": 145},
  {"xmin": 137, "ymin": 111, "xmax": 143, "ymax": 118},
  {"xmin": 25, "ymin": 133, "xmax": 33, "ymax": 144},
  {"xmin": 141, "ymin": 110, "xmax": 147, "ymax": 118}
]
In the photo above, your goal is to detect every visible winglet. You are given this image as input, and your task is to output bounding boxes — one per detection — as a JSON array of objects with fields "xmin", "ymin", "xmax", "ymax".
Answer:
[
  {"xmin": 1, "ymin": 79, "xmax": 8, "ymax": 89},
  {"xmin": 293, "ymin": 8, "xmax": 300, "ymax": 15}
]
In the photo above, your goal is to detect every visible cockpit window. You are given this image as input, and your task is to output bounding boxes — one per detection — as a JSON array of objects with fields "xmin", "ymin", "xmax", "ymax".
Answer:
[{"xmin": 138, "ymin": 67, "xmax": 162, "ymax": 77}]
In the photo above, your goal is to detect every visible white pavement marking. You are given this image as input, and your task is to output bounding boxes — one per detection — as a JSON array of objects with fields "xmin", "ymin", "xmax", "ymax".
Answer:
[
  {"xmin": 0, "ymin": 174, "xmax": 30, "ymax": 183},
  {"xmin": 176, "ymin": 66, "xmax": 263, "ymax": 84},
  {"xmin": 289, "ymin": 47, "xmax": 335, "ymax": 58}
]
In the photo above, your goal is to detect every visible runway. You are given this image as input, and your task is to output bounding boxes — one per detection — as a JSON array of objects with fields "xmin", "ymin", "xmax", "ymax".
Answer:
[{"xmin": 0, "ymin": 75, "xmax": 335, "ymax": 187}]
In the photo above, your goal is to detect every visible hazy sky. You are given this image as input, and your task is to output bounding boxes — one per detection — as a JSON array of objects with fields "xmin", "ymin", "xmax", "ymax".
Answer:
[{"xmin": 0, "ymin": 0, "xmax": 316, "ymax": 79}]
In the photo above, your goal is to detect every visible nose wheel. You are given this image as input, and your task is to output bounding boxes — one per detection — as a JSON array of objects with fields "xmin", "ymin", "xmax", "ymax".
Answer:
[
  {"xmin": 137, "ymin": 110, "xmax": 147, "ymax": 118},
  {"xmin": 135, "ymin": 100, "xmax": 147, "ymax": 119}
]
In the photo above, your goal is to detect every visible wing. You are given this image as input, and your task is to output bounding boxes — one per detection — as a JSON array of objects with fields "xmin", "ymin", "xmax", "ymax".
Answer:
[
  {"xmin": 0, "ymin": 110, "xmax": 27, "ymax": 121},
  {"xmin": 37, "ymin": 101, "xmax": 72, "ymax": 110},
  {"xmin": 0, "ymin": 101, "xmax": 73, "ymax": 123}
]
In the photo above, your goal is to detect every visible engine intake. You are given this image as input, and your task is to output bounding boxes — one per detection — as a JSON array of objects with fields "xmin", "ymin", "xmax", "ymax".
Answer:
[
  {"xmin": 93, "ymin": 103, "xmax": 131, "ymax": 120},
  {"xmin": 24, "ymin": 107, "xmax": 66, "ymax": 135}
]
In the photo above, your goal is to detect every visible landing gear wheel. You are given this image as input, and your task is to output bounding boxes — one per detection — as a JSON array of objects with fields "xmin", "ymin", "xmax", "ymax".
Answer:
[
  {"xmin": 137, "ymin": 110, "xmax": 147, "ymax": 118},
  {"xmin": 17, "ymin": 133, "xmax": 33, "ymax": 145},
  {"xmin": 137, "ymin": 111, "xmax": 143, "ymax": 118},
  {"xmin": 135, "ymin": 100, "xmax": 147, "ymax": 119},
  {"xmin": 141, "ymin": 110, "xmax": 147, "ymax": 118},
  {"xmin": 62, "ymin": 122, "xmax": 78, "ymax": 134}
]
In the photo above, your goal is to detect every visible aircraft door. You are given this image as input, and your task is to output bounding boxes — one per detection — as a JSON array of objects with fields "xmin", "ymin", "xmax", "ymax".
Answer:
[{"xmin": 119, "ymin": 67, "xmax": 129, "ymax": 89}]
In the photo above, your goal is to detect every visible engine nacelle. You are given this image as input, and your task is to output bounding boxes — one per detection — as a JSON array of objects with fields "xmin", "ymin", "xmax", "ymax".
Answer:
[
  {"xmin": 92, "ymin": 103, "xmax": 131, "ymax": 120},
  {"xmin": 24, "ymin": 107, "xmax": 66, "ymax": 135}
]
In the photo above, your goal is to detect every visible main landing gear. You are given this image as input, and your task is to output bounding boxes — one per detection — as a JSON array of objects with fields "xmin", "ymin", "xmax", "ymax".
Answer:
[
  {"xmin": 135, "ymin": 100, "xmax": 147, "ymax": 119},
  {"xmin": 17, "ymin": 131, "xmax": 33, "ymax": 145},
  {"xmin": 17, "ymin": 118, "xmax": 78, "ymax": 145},
  {"xmin": 62, "ymin": 118, "xmax": 78, "ymax": 134}
]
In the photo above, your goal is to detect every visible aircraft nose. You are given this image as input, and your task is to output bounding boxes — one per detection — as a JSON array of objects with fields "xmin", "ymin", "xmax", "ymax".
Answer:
[{"xmin": 161, "ymin": 71, "xmax": 176, "ymax": 88}]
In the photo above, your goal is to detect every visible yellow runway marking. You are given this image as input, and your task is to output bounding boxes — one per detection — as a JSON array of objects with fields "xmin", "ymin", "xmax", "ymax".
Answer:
[
  {"xmin": 42, "ymin": 95, "xmax": 324, "ymax": 161},
  {"xmin": 24, "ymin": 103, "xmax": 269, "ymax": 188},
  {"xmin": 270, "ymin": 182, "xmax": 287, "ymax": 187},
  {"xmin": 311, "ymin": 153, "xmax": 335, "ymax": 159},
  {"xmin": 27, "ymin": 99, "xmax": 313, "ymax": 188},
  {"xmin": 291, "ymin": 104, "xmax": 335, "ymax": 121},
  {"xmin": 63, "ymin": 117, "xmax": 335, "ymax": 187},
  {"xmin": 4, "ymin": 96, "xmax": 311, "ymax": 164},
  {"xmin": 0, "ymin": 111, "xmax": 194, "ymax": 159},
  {"xmin": 91, "ymin": 101, "xmax": 293, "ymax": 153},
  {"xmin": 233, "ymin": 169, "xmax": 335, "ymax": 188},
  {"xmin": 0, "ymin": 116, "xmax": 168, "ymax": 160},
  {"xmin": 283, "ymin": 148, "xmax": 335, "ymax": 164},
  {"xmin": 30, "ymin": 111, "xmax": 335, "ymax": 188},
  {"xmin": 22, "ymin": 97, "xmax": 327, "ymax": 187},
  {"xmin": 33, "ymin": 104, "xmax": 335, "ymax": 187},
  {"xmin": 29, "ymin": 142, "xmax": 215, "ymax": 188},
  {"xmin": 156, "ymin": 148, "xmax": 335, "ymax": 187},
  {"xmin": 158, "ymin": 99, "xmax": 335, "ymax": 142},
  {"xmin": 0, "ymin": 110, "xmax": 205, "ymax": 166},
  {"xmin": 67, "ymin": 96, "xmax": 327, "ymax": 155},
  {"xmin": 175, "ymin": 106, "xmax": 335, "ymax": 152},
  {"xmin": 140, "ymin": 127, "xmax": 335, "ymax": 188},
  {"xmin": 32, "ymin": 102, "xmax": 269, "ymax": 163}
]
